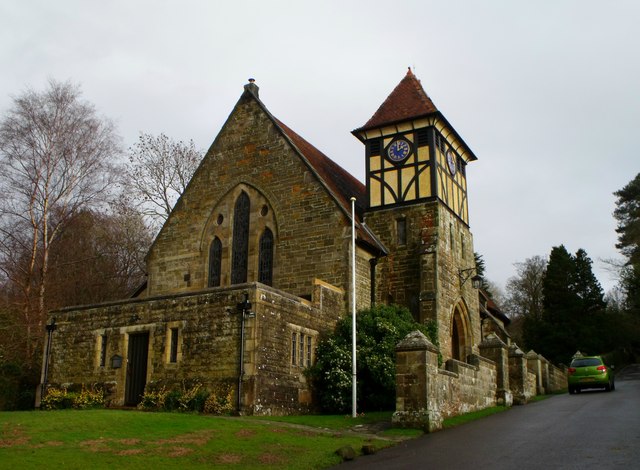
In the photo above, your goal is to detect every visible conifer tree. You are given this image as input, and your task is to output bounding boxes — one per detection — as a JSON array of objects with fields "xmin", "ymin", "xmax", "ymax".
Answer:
[{"xmin": 525, "ymin": 246, "xmax": 609, "ymax": 364}]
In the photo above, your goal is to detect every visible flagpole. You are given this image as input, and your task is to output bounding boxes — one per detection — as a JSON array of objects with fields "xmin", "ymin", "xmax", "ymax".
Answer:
[{"xmin": 351, "ymin": 197, "xmax": 357, "ymax": 418}]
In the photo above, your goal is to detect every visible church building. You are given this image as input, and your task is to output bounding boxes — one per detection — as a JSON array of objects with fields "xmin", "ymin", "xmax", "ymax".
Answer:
[{"xmin": 40, "ymin": 70, "xmax": 485, "ymax": 414}]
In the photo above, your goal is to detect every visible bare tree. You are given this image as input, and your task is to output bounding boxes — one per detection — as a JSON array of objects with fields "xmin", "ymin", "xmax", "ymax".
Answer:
[
  {"xmin": 124, "ymin": 132, "xmax": 201, "ymax": 231},
  {"xmin": 46, "ymin": 204, "xmax": 151, "ymax": 309},
  {"xmin": 503, "ymin": 255, "xmax": 547, "ymax": 320},
  {"xmin": 0, "ymin": 79, "xmax": 120, "ymax": 360}
]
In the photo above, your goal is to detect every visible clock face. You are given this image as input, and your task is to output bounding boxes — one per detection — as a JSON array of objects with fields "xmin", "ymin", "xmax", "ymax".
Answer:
[
  {"xmin": 387, "ymin": 138, "xmax": 411, "ymax": 163},
  {"xmin": 446, "ymin": 149, "xmax": 457, "ymax": 175}
]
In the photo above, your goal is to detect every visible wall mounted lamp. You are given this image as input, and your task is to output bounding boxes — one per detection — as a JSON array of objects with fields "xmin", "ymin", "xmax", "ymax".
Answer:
[{"xmin": 459, "ymin": 268, "xmax": 483, "ymax": 289}]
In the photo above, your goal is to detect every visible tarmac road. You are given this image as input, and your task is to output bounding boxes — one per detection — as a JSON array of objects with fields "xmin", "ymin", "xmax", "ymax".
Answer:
[{"xmin": 338, "ymin": 364, "xmax": 640, "ymax": 469}]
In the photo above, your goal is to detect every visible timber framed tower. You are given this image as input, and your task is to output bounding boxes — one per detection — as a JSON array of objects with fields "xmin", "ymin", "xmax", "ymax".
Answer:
[{"xmin": 353, "ymin": 68, "xmax": 481, "ymax": 361}]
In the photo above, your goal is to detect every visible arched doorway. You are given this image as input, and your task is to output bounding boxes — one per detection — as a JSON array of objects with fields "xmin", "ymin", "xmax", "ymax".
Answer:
[{"xmin": 451, "ymin": 304, "xmax": 470, "ymax": 362}]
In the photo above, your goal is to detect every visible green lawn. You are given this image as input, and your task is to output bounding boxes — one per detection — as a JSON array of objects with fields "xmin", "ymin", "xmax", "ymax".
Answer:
[
  {"xmin": 0, "ymin": 410, "xmax": 404, "ymax": 469},
  {"xmin": 0, "ymin": 406, "xmax": 520, "ymax": 468}
]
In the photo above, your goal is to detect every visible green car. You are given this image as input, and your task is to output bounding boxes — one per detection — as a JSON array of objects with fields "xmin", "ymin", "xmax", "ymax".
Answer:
[{"xmin": 567, "ymin": 356, "xmax": 615, "ymax": 394}]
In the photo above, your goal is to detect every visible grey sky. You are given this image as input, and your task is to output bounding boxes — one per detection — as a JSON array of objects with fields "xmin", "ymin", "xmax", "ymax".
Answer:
[{"xmin": 1, "ymin": 0, "xmax": 638, "ymax": 295}]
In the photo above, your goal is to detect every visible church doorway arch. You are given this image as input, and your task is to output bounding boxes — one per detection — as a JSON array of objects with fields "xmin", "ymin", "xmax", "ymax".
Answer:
[{"xmin": 451, "ymin": 303, "xmax": 471, "ymax": 362}]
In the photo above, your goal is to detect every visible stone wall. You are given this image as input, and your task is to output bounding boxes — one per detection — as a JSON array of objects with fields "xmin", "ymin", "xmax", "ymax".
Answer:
[
  {"xmin": 393, "ymin": 330, "xmax": 497, "ymax": 432},
  {"xmin": 42, "ymin": 280, "xmax": 344, "ymax": 414},
  {"xmin": 365, "ymin": 205, "xmax": 425, "ymax": 316},
  {"xmin": 393, "ymin": 331, "xmax": 568, "ymax": 431},
  {"xmin": 547, "ymin": 362, "xmax": 568, "ymax": 393},
  {"xmin": 438, "ymin": 355, "xmax": 497, "ymax": 419}
]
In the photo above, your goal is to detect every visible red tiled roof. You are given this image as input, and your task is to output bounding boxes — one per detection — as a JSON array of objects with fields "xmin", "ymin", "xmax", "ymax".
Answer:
[
  {"xmin": 356, "ymin": 68, "xmax": 438, "ymax": 131},
  {"xmin": 273, "ymin": 119, "xmax": 384, "ymax": 254},
  {"xmin": 276, "ymin": 118, "xmax": 366, "ymax": 208}
]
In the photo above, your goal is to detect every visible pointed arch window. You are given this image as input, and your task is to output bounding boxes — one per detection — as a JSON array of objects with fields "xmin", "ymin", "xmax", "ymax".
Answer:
[
  {"xmin": 231, "ymin": 192, "xmax": 250, "ymax": 284},
  {"xmin": 258, "ymin": 228, "xmax": 274, "ymax": 285},
  {"xmin": 208, "ymin": 237, "xmax": 222, "ymax": 287}
]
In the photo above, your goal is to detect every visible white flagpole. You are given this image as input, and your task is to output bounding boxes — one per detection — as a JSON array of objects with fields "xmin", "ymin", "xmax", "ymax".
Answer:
[{"xmin": 351, "ymin": 197, "xmax": 357, "ymax": 418}]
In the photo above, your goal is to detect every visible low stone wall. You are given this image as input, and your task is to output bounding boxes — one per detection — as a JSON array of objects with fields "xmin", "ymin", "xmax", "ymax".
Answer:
[
  {"xmin": 437, "ymin": 356, "xmax": 497, "ymax": 419},
  {"xmin": 393, "ymin": 331, "xmax": 569, "ymax": 431},
  {"xmin": 546, "ymin": 362, "xmax": 568, "ymax": 393},
  {"xmin": 393, "ymin": 331, "xmax": 497, "ymax": 432}
]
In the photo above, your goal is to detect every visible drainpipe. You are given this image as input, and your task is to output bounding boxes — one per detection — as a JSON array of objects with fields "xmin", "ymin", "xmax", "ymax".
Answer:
[
  {"xmin": 40, "ymin": 318, "xmax": 57, "ymax": 403},
  {"xmin": 236, "ymin": 293, "xmax": 254, "ymax": 414},
  {"xmin": 369, "ymin": 258, "xmax": 378, "ymax": 307}
]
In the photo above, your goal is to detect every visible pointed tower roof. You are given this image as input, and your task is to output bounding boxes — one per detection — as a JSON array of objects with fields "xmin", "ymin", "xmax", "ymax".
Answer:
[
  {"xmin": 352, "ymin": 69, "xmax": 477, "ymax": 162},
  {"xmin": 355, "ymin": 68, "xmax": 438, "ymax": 131}
]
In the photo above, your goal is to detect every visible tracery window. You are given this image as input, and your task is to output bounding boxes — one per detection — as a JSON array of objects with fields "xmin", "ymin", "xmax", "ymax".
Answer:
[
  {"xmin": 208, "ymin": 237, "xmax": 222, "ymax": 287},
  {"xmin": 258, "ymin": 228, "xmax": 273, "ymax": 285},
  {"xmin": 231, "ymin": 192, "xmax": 250, "ymax": 284}
]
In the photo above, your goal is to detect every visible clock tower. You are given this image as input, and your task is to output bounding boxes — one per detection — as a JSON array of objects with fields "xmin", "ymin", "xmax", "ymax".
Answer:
[{"xmin": 353, "ymin": 68, "xmax": 481, "ymax": 361}]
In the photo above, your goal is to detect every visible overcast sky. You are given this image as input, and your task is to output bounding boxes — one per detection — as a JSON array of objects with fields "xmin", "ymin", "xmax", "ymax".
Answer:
[{"xmin": 1, "ymin": 0, "xmax": 638, "ymax": 296}]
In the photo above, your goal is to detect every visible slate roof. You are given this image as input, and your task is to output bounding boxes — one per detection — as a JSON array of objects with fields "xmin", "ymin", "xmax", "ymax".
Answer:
[{"xmin": 355, "ymin": 68, "xmax": 439, "ymax": 131}]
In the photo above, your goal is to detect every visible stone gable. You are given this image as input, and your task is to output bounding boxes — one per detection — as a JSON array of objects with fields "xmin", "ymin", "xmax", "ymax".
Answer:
[{"xmin": 146, "ymin": 92, "xmax": 371, "ymax": 309}]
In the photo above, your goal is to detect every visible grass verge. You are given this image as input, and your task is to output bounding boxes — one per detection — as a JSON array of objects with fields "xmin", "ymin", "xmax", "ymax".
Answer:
[{"xmin": 442, "ymin": 406, "xmax": 508, "ymax": 429}]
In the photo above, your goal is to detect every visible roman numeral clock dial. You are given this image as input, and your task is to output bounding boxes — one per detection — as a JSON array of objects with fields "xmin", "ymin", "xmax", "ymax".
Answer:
[{"xmin": 387, "ymin": 138, "xmax": 412, "ymax": 163}]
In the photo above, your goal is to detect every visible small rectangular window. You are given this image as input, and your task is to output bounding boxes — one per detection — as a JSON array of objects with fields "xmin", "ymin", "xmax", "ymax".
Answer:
[
  {"xmin": 306, "ymin": 336, "xmax": 312, "ymax": 367},
  {"xmin": 299, "ymin": 333, "xmax": 304, "ymax": 367},
  {"xmin": 169, "ymin": 328, "xmax": 179, "ymax": 363},
  {"xmin": 292, "ymin": 332, "xmax": 297, "ymax": 366},
  {"xmin": 397, "ymin": 218, "xmax": 407, "ymax": 246},
  {"xmin": 99, "ymin": 334, "xmax": 107, "ymax": 367}
]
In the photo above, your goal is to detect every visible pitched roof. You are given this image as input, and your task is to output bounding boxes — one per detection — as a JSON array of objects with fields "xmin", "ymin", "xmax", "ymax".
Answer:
[
  {"xmin": 274, "ymin": 118, "xmax": 386, "ymax": 255},
  {"xmin": 275, "ymin": 119, "xmax": 366, "ymax": 214},
  {"xmin": 356, "ymin": 68, "xmax": 438, "ymax": 131}
]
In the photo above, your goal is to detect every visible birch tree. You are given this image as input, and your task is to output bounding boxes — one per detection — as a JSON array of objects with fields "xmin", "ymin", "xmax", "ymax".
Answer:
[{"xmin": 0, "ymin": 79, "xmax": 120, "ymax": 360}]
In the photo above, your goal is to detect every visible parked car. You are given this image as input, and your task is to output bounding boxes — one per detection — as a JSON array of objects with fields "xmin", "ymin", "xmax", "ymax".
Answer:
[{"xmin": 567, "ymin": 356, "xmax": 615, "ymax": 394}]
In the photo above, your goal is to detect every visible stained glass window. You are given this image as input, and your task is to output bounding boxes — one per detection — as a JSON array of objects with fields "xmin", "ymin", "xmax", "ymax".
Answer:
[
  {"xmin": 258, "ymin": 228, "xmax": 273, "ymax": 285},
  {"xmin": 231, "ymin": 192, "xmax": 250, "ymax": 284},
  {"xmin": 208, "ymin": 237, "xmax": 222, "ymax": 287}
]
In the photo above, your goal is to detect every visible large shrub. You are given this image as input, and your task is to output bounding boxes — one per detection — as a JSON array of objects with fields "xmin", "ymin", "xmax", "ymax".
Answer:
[{"xmin": 307, "ymin": 304, "xmax": 437, "ymax": 413}]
